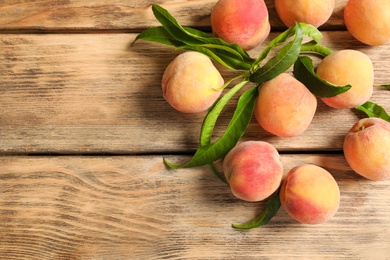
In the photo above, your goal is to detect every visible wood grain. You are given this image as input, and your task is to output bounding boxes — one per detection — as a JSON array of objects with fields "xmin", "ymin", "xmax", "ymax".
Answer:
[
  {"xmin": 1, "ymin": 155, "xmax": 389, "ymax": 259},
  {"xmin": 0, "ymin": 0, "xmax": 348, "ymax": 32},
  {"xmin": 1, "ymin": 32, "xmax": 389, "ymax": 154}
]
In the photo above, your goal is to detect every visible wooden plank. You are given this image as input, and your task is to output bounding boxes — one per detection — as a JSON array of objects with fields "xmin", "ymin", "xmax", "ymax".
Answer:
[
  {"xmin": 0, "ymin": 155, "xmax": 389, "ymax": 259},
  {"xmin": 1, "ymin": 32, "xmax": 389, "ymax": 154},
  {"xmin": 0, "ymin": 0, "xmax": 348, "ymax": 31}
]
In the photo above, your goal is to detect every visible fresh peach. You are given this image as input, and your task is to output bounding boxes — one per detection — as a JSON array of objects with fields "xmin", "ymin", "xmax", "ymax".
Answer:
[
  {"xmin": 343, "ymin": 117, "xmax": 390, "ymax": 181},
  {"xmin": 222, "ymin": 141, "xmax": 283, "ymax": 202},
  {"xmin": 275, "ymin": 0, "xmax": 335, "ymax": 28},
  {"xmin": 162, "ymin": 51, "xmax": 224, "ymax": 113},
  {"xmin": 254, "ymin": 73, "xmax": 317, "ymax": 138},
  {"xmin": 344, "ymin": 0, "xmax": 390, "ymax": 46},
  {"xmin": 280, "ymin": 164, "xmax": 340, "ymax": 224},
  {"xmin": 210, "ymin": 0, "xmax": 271, "ymax": 51},
  {"xmin": 316, "ymin": 50, "xmax": 374, "ymax": 109}
]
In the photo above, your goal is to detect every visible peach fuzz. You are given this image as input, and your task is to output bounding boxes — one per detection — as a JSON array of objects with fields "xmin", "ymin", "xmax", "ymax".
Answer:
[
  {"xmin": 222, "ymin": 141, "xmax": 283, "ymax": 202},
  {"xmin": 280, "ymin": 164, "xmax": 340, "ymax": 224},
  {"xmin": 344, "ymin": 0, "xmax": 390, "ymax": 46},
  {"xmin": 316, "ymin": 50, "xmax": 374, "ymax": 109},
  {"xmin": 275, "ymin": 0, "xmax": 335, "ymax": 28},
  {"xmin": 254, "ymin": 73, "xmax": 317, "ymax": 138},
  {"xmin": 211, "ymin": 0, "xmax": 270, "ymax": 51},
  {"xmin": 343, "ymin": 118, "xmax": 390, "ymax": 181},
  {"xmin": 161, "ymin": 51, "xmax": 224, "ymax": 113}
]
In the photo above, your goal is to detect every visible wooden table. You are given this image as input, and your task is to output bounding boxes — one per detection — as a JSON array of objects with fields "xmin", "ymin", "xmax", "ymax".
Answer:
[{"xmin": 1, "ymin": 1, "xmax": 389, "ymax": 259}]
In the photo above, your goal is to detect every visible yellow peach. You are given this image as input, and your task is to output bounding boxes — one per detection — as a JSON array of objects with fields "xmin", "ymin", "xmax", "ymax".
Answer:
[
  {"xmin": 316, "ymin": 50, "xmax": 374, "ymax": 108},
  {"xmin": 343, "ymin": 117, "xmax": 390, "ymax": 181},
  {"xmin": 223, "ymin": 141, "xmax": 283, "ymax": 202},
  {"xmin": 162, "ymin": 52, "xmax": 224, "ymax": 113},
  {"xmin": 254, "ymin": 73, "xmax": 317, "ymax": 137},
  {"xmin": 344, "ymin": 0, "xmax": 390, "ymax": 46},
  {"xmin": 280, "ymin": 164, "xmax": 340, "ymax": 224},
  {"xmin": 275, "ymin": 0, "xmax": 335, "ymax": 28},
  {"xmin": 211, "ymin": 0, "xmax": 271, "ymax": 50}
]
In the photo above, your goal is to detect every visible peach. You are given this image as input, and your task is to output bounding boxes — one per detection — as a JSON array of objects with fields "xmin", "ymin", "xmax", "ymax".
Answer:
[
  {"xmin": 222, "ymin": 141, "xmax": 283, "ymax": 202},
  {"xmin": 275, "ymin": 0, "xmax": 335, "ymax": 28},
  {"xmin": 210, "ymin": 0, "xmax": 271, "ymax": 51},
  {"xmin": 280, "ymin": 164, "xmax": 340, "ymax": 224},
  {"xmin": 343, "ymin": 118, "xmax": 390, "ymax": 181},
  {"xmin": 344, "ymin": 0, "xmax": 390, "ymax": 46},
  {"xmin": 162, "ymin": 51, "xmax": 224, "ymax": 113},
  {"xmin": 254, "ymin": 73, "xmax": 317, "ymax": 138},
  {"xmin": 316, "ymin": 50, "xmax": 374, "ymax": 109}
]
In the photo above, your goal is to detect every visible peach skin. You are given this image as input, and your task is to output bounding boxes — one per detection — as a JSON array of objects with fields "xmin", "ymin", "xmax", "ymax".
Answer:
[
  {"xmin": 162, "ymin": 51, "xmax": 224, "ymax": 113},
  {"xmin": 211, "ymin": 0, "xmax": 270, "ymax": 50},
  {"xmin": 343, "ymin": 117, "xmax": 390, "ymax": 181},
  {"xmin": 223, "ymin": 141, "xmax": 283, "ymax": 202},
  {"xmin": 280, "ymin": 164, "xmax": 340, "ymax": 224},
  {"xmin": 316, "ymin": 50, "xmax": 374, "ymax": 109},
  {"xmin": 254, "ymin": 73, "xmax": 317, "ymax": 137}
]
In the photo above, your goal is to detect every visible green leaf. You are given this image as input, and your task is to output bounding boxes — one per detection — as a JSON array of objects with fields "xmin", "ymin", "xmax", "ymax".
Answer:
[
  {"xmin": 208, "ymin": 163, "xmax": 229, "ymax": 185},
  {"xmin": 183, "ymin": 27, "xmax": 254, "ymax": 63},
  {"xmin": 356, "ymin": 101, "xmax": 390, "ymax": 122},
  {"xmin": 253, "ymin": 25, "xmax": 298, "ymax": 67},
  {"xmin": 250, "ymin": 23, "xmax": 303, "ymax": 84},
  {"xmin": 178, "ymin": 45, "xmax": 252, "ymax": 71},
  {"xmin": 293, "ymin": 56, "xmax": 351, "ymax": 97},
  {"xmin": 381, "ymin": 84, "xmax": 390, "ymax": 89},
  {"xmin": 300, "ymin": 23, "xmax": 323, "ymax": 43},
  {"xmin": 165, "ymin": 86, "xmax": 258, "ymax": 169},
  {"xmin": 131, "ymin": 26, "xmax": 184, "ymax": 47},
  {"xmin": 253, "ymin": 23, "xmax": 321, "ymax": 68},
  {"xmin": 300, "ymin": 40, "xmax": 333, "ymax": 57},
  {"xmin": 151, "ymin": 5, "xmax": 203, "ymax": 45},
  {"xmin": 200, "ymin": 79, "xmax": 249, "ymax": 146},
  {"xmin": 232, "ymin": 186, "xmax": 281, "ymax": 229},
  {"xmin": 144, "ymin": 5, "xmax": 253, "ymax": 70}
]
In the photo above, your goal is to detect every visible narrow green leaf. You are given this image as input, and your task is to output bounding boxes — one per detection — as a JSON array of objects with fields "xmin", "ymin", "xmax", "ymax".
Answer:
[
  {"xmin": 232, "ymin": 186, "xmax": 281, "ymax": 229},
  {"xmin": 208, "ymin": 163, "xmax": 229, "ymax": 185},
  {"xmin": 149, "ymin": 5, "xmax": 254, "ymax": 69},
  {"xmin": 300, "ymin": 40, "xmax": 333, "ymax": 57},
  {"xmin": 131, "ymin": 26, "xmax": 184, "ymax": 47},
  {"xmin": 254, "ymin": 25, "xmax": 297, "ymax": 67},
  {"xmin": 183, "ymin": 27, "xmax": 254, "ymax": 63},
  {"xmin": 381, "ymin": 84, "xmax": 390, "ymax": 89},
  {"xmin": 253, "ymin": 23, "xmax": 321, "ymax": 67},
  {"xmin": 356, "ymin": 101, "xmax": 390, "ymax": 122},
  {"xmin": 200, "ymin": 79, "xmax": 249, "ymax": 146},
  {"xmin": 177, "ymin": 45, "xmax": 251, "ymax": 71},
  {"xmin": 165, "ymin": 86, "xmax": 258, "ymax": 169},
  {"xmin": 250, "ymin": 23, "xmax": 303, "ymax": 84},
  {"xmin": 300, "ymin": 23, "xmax": 323, "ymax": 43},
  {"xmin": 151, "ymin": 5, "xmax": 204, "ymax": 45},
  {"xmin": 293, "ymin": 56, "xmax": 351, "ymax": 97},
  {"xmin": 178, "ymin": 45, "xmax": 252, "ymax": 71}
]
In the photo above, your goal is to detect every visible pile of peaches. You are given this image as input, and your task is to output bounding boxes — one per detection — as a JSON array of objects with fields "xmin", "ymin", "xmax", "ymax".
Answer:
[{"xmin": 137, "ymin": 0, "xmax": 390, "ymax": 226}]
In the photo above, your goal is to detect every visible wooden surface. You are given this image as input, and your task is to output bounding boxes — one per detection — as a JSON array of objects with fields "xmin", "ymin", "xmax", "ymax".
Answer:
[{"xmin": 1, "ymin": 0, "xmax": 389, "ymax": 259}]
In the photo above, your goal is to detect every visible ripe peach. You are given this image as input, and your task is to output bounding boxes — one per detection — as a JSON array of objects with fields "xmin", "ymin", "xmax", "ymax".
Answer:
[
  {"xmin": 210, "ymin": 0, "xmax": 271, "ymax": 51},
  {"xmin": 222, "ymin": 141, "xmax": 283, "ymax": 202},
  {"xmin": 280, "ymin": 164, "xmax": 340, "ymax": 224},
  {"xmin": 343, "ymin": 118, "xmax": 390, "ymax": 181},
  {"xmin": 316, "ymin": 50, "xmax": 374, "ymax": 109},
  {"xmin": 254, "ymin": 73, "xmax": 317, "ymax": 138},
  {"xmin": 275, "ymin": 0, "xmax": 335, "ymax": 28},
  {"xmin": 162, "ymin": 51, "xmax": 224, "ymax": 113},
  {"xmin": 344, "ymin": 0, "xmax": 390, "ymax": 46}
]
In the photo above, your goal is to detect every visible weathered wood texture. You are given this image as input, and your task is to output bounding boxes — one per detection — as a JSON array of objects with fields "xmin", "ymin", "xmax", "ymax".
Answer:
[
  {"xmin": 1, "ymin": 32, "xmax": 389, "ymax": 154},
  {"xmin": 1, "ymin": 0, "xmax": 390, "ymax": 259},
  {"xmin": 0, "ymin": 0, "xmax": 347, "ymax": 31},
  {"xmin": 1, "ymin": 155, "xmax": 389, "ymax": 259}
]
